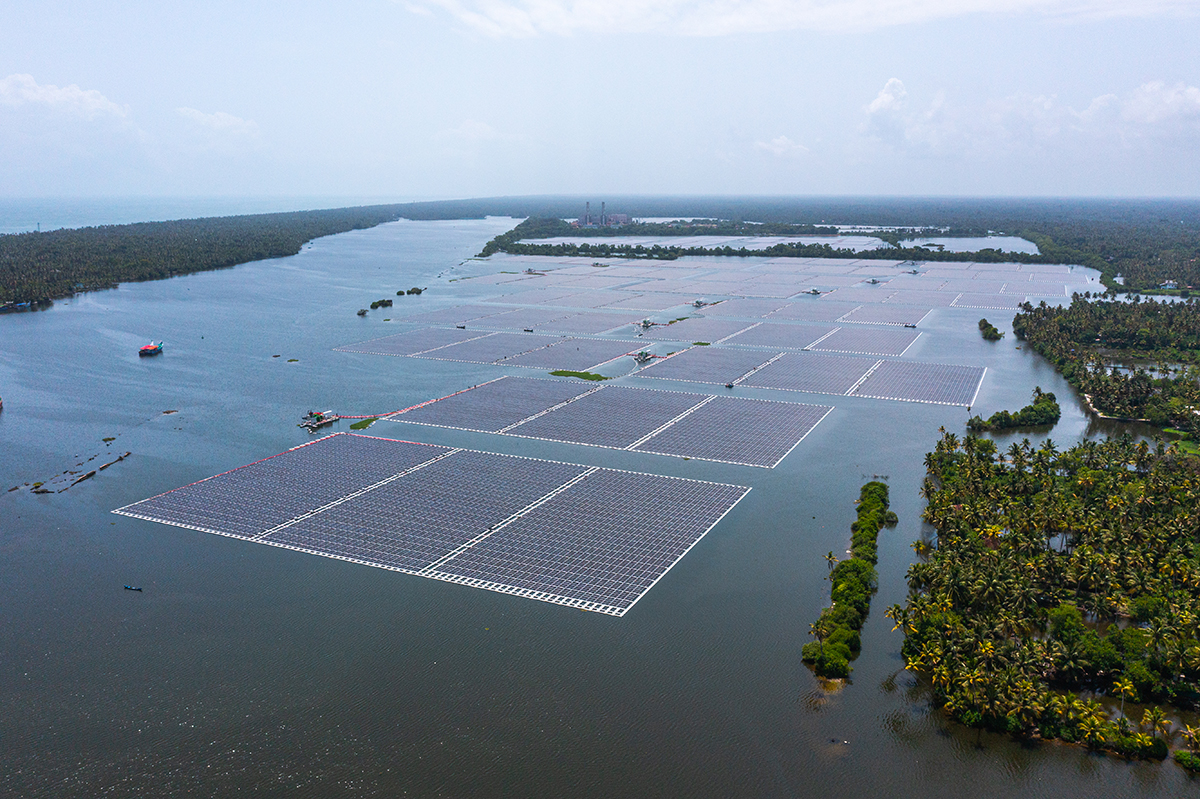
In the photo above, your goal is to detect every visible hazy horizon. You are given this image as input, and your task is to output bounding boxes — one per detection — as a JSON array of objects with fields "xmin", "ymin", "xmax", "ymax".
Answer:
[{"xmin": 3, "ymin": 1, "xmax": 1198, "ymax": 199}]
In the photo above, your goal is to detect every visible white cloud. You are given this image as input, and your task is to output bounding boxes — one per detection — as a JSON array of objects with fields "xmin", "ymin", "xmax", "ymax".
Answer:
[
  {"xmin": 755, "ymin": 135, "xmax": 809, "ymax": 157},
  {"xmin": 441, "ymin": 118, "xmax": 500, "ymax": 142},
  {"xmin": 407, "ymin": 0, "xmax": 1198, "ymax": 37},
  {"xmin": 177, "ymin": 107, "xmax": 260, "ymax": 139},
  {"xmin": 0, "ymin": 73, "xmax": 127, "ymax": 118},
  {"xmin": 861, "ymin": 78, "xmax": 1200, "ymax": 155}
]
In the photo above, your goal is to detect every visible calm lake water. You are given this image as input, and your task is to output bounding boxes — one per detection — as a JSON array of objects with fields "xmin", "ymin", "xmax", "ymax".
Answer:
[{"xmin": 0, "ymin": 219, "xmax": 1188, "ymax": 797}]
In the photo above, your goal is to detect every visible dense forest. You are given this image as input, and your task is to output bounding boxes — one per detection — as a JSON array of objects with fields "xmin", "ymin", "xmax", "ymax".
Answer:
[
  {"xmin": 892, "ymin": 432, "xmax": 1200, "ymax": 764},
  {"xmin": 1012, "ymin": 296, "xmax": 1200, "ymax": 430},
  {"xmin": 0, "ymin": 205, "xmax": 407, "ymax": 304},
  {"xmin": 802, "ymin": 481, "xmax": 896, "ymax": 679},
  {"xmin": 967, "ymin": 387, "xmax": 1061, "ymax": 432}
]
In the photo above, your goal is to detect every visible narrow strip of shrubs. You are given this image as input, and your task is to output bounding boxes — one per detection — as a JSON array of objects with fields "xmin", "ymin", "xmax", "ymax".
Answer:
[{"xmin": 802, "ymin": 481, "xmax": 897, "ymax": 679}]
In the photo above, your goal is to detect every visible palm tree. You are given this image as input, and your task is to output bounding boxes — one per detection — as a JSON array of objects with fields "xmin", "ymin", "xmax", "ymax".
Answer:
[{"xmin": 1114, "ymin": 676, "xmax": 1137, "ymax": 719}]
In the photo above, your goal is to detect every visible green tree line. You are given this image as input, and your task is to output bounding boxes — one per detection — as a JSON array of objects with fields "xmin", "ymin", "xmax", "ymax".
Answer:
[
  {"xmin": 0, "ymin": 205, "xmax": 408, "ymax": 304},
  {"xmin": 802, "ymin": 481, "xmax": 897, "ymax": 679}
]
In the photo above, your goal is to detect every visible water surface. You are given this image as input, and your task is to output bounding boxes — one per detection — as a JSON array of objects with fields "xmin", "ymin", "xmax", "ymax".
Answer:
[{"xmin": 0, "ymin": 219, "xmax": 1185, "ymax": 797}]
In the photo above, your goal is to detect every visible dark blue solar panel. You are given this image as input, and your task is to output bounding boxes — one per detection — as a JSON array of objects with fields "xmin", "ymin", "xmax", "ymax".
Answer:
[
  {"xmin": 738, "ymin": 352, "xmax": 877, "ymax": 395},
  {"xmin": 722, "ymin": 323, "xmax": 837, "ymax": 350},
  {"xmin": 633, "ymin": 396, "xmax": 832, "ymax": 467},
  {"xmin": 507, "ymin": 386, "xmax": 706, "ymax": 448},
  {"xmin": 504, "ymin": 338, "xmax": 641, "ymax": 370},
  {"xmin": 335, "ymin": 327, "xmax": 483, "ymax": 356},
  {"xmin": 635, "ymin": 346, "xmax": 774, "ymax": 385},
  {"xmin": 265, "ymin": 451, "xmax": 588, "ymax": 571},
  {"xmin": 115, "ymin": 434, "xmax": 449, "ymax": 538},
  {"xmin": 430, "ymin": 469, "xmax": 750, "ymax": 614},
  {"xmin": 389, "ymin": 377, "xmax": 596, "ymax": 432},
  {"xmin": 851, "ymin": 360, "xmax": 986, "ymax": 406}
]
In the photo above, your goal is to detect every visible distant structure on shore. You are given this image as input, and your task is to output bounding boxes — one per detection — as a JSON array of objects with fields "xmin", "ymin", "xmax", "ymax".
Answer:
[{"xmin": 573, "ymin": 202, "xmax": 630, "ymax": 228}]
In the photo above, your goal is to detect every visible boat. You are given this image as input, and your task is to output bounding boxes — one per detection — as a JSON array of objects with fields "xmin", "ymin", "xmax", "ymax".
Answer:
[
  {"xmin": 124, "ymin": 585, "xmax": 142, "ymax": 592},
  {"xmin": 904, "ymin": 323, "xmax": 917, "ymax": 329},
  {"xmin": 299, "ymin": 410, "xmax": 339, "ymax": 432},
  {"xmin": 138, "ymin": 341, "xmax": 163, "ymax": 356}
]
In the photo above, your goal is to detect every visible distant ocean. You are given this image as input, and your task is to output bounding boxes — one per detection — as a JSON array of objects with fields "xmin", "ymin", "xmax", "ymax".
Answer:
[{"xmin": 0, "ymin": 196, "xmax": 424, "ymax": 235}]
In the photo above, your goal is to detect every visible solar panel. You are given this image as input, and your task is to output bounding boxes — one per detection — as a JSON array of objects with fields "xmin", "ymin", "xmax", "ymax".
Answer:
[
  {"xmin": 738, "ymin": 351, "xmax": 878, "ymax": 395},
  {"xmin": 334, "ymin": 327, "xmax": 484, "ymax": 356},
  {"xmin": 640, "ymin": 317, "xmax": 755, "ymax": 343},
  {"xmin": 838, "ymin": 305, "xmax": 932, "ymax": 326},
  {"xmin": 1021, "ymin": 282, "xmax": 1068, "ymax": 296},
  {"xmin": 426, "ymin": 469, "xmax": 750, "ymax": 615},
  {"xmin": 701, "ymin": 298, "xmax": 793, "ymax": 318},
  {"xmin": 599, "ymin": 293, "xmax": 692, "ymax": 311},
  {"xmin": 551, "ymin": 291, "xmax": 643, "ymax": 309},
  {"xmin": 389, "ymin": 376, "xmax": 596, "ymax": 432},
  {"xmin": 766, "ymin": 300, "xmax": 860, "ymax": 322},
  {"xmin": 535, "ymin": 312, "xmax": 640, "ymax": 334},
  {"xmin": 114, "ymin": 434, "xmax": 751, "ymax": 617},
  {"xmin": 821, "ymin": 287, "xmax": 896, "ymax": 304},
  {"xmin": 807, "ymin": 326, "xmax": 921, "ymax": 357},
  {"xmin": 507, "ymin": 386, "xmax": 705, "ymax": 448},
  {"xmin": 882, "ymin": 290, "xmax": 958, "ymax": 307},
  {"xmin": 396, "ymin": 304, "xmax": 506, "ymax": 325},
  {"xmin": 472, "ymin": 307, "xmax": 573, "ymax": 330},
  {"xmin": 503, "ymin": 338, "xmax": 641, "ymax": 370},
  {"xmin": 632, "ymin": 396, "xmax": 833, "ymax": 467},
  {"xmin": 413, "ymin": 332, "xmax": 552, "ymax": 364},
  {"xmin": 952, "ymin": 293, "xmax": 1025, "ymax": 310},
  {"xmin": 635, "ymin": 346, "xmax": 776, "ymax": 385},
  {"xmin": 114, "ymin": 435, "xmax": 451, "ymax": 538},
  {"xmin": 721, "ymin": 322, "xmax": 837, "ymax": 350},
  {"xmin": 851, "ymin": 360, "xmax": 986, "ymax": 405},
  {"xmin": 265, "ymin": 451, "xmax": 587, "ymax": 572}
]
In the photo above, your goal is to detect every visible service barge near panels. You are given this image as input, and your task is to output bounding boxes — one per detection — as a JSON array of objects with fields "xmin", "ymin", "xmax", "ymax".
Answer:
[{"xmin": 299, "ymin": 410, "xmax": 339, "ymax": 432}]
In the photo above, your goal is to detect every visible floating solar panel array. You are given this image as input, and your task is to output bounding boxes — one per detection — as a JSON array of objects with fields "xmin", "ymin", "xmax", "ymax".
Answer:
[
  {"xmin": 387, "ymin": 377, "xmax": 833, "ymax": 468},
  {"xmin": 850, "ymin": 360, "xmax": 986, "ymax": 406},
  {"xmin": 838, "ymin": 304, "xmax": 932, "ymax": 326},
  {"xmin": 767, "ymin": 300, "xmax": 861, "ymax": 322},
  {"xmin": 414, "ymin": 332, "xmax": 553, "ymax": 365},
  {"xmin": 115, "ymin": 433, "xmax": 750, "ymax": 616},
  {"xmin": 640, "ymin": 317, "xmax": 756, "ymax": 343},
  {"xmin": 630, "ymin": 396, "xmax": 832, "ymax": 467},
  {"xmin": 635, "ymin": 346, "xmax": 776, "ymax": 385},
  {"xmin": 807, "ymin": 326, "xmax": 921, "ymax": 357},
  {"xmin": 738, "ymin": 352, "xmax": 879, "ymax": 396},
  {"xmin": 390, "ymin": 377, "xmax": 596, "ymax": 432},
  {"xmin": 721, "ymin": 322, "xmax": 837, "ymax": 350},
  {"xmin": 335, "ymin": 327, "xmax": 486, "ymax": 357},
  {"xmin": 503, "ymin": 337, "xmax": 641, "ymax": 370}
]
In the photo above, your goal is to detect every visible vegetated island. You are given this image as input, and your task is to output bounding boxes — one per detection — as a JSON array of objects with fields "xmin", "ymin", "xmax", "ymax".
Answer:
[
  {"xmin": 893, "ymin": 431, "xmax": 1200, "ymax": 766},
  {"xmin": 0, "ymin": 205, "xmax": 409, "ymax": 305},
  {"xmin": 967, "ymin": 387, "xmax": 1061, "ymax": 432},
  {"xmin": 549, "ymin": 370, "xmax": 609, "ymax": 381},
  {"xmin": 1013, "ymin": 295, "xmax": 1200, "ymax": 434},
  {"xmin": 802, "ymin": 481, "xmax": 896, "ymax": 679},
  {"xmin": 978, "ymin": 318, "xmax": 1004, "ymax": 340}
]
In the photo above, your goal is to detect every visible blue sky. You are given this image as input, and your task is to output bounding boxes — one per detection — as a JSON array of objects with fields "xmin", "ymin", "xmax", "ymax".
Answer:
[{"xmin": 2, "ymin": 0, "xmax": 1198, "ymax": 198}]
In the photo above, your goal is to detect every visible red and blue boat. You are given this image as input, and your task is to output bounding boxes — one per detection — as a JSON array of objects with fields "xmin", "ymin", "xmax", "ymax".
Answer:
[{"xmin": 139, "ymin": 341, "xmax": 164, "ymax": 357}]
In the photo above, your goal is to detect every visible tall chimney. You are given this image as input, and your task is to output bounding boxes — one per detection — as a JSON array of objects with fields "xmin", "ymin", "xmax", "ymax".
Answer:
[
  {"xmin": 585, "ymin": 201, "xmax": 591, "ymax": 226},
  {"xmin": 601, "ymin": 202, "xmax": 606, "ymax": 226}
]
